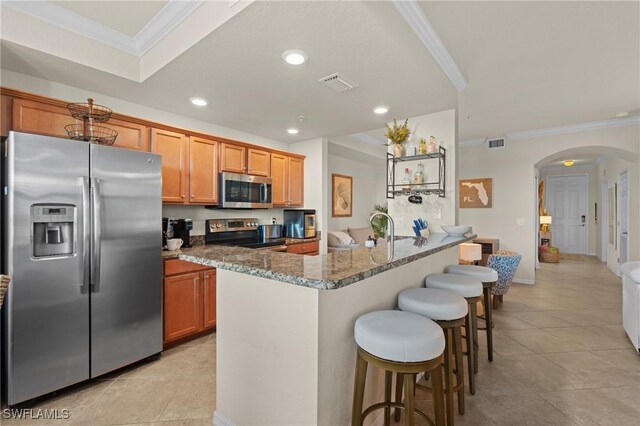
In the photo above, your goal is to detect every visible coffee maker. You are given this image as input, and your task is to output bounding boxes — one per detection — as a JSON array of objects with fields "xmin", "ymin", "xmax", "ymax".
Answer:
[{"xmin": 173, "ymin": 219, "xmax": 193, "ymax": 248}]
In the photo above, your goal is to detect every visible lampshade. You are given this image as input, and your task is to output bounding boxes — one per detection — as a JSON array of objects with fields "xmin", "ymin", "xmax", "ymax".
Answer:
[
  {"xmin": 459, "ymin": 243, "xmax": 482, "ymax": 261},
  {"xmin": 540, "ymin": 215, "xmax": 552, "ymax": 224}
]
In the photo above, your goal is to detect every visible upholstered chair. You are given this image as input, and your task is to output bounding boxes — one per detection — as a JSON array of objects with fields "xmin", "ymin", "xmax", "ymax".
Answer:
[{"xmin": 486, "ymin": 250, "xmax": 521, "ymax": 308}]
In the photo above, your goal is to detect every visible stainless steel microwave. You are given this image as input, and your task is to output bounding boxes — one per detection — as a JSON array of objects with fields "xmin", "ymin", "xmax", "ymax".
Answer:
[{"xmin": 216, "ymin": 172, "xmax": 273, "ymax": 209}]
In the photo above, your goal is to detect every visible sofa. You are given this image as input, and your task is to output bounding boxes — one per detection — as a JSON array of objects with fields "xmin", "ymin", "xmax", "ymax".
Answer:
[{"xmin": 327, "ymin": 227, "xmax": 386, "ymax": 252}]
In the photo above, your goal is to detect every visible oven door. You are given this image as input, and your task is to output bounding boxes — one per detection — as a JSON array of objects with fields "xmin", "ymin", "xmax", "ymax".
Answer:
[{"xmin": 219, "ymin": 172, "xmax": 273, "ymax": 208}]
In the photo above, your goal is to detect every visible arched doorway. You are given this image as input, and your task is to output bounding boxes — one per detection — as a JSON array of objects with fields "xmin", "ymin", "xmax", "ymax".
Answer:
[{"xmin": 534, "ymin": 146, "xmax": 638, "ymax": 277}]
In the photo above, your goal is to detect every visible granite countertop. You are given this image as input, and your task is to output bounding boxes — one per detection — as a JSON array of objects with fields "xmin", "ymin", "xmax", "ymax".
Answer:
[{"xmin": 175, "ymin": 233, "xmax": 476, "ymax": 290}]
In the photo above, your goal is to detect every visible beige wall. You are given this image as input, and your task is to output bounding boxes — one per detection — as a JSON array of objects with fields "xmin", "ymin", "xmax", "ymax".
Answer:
[
  {"xmin": 290, "ymin": 138, "xmax": 329, "ymax": 254},
  {"xmin": 389, "ymin": 109, "xmax": 458, "ymax": 235},
  {"xmin": 539, "ymin": 165, "xmax": 598, "ymax": 255},
  {"xmin": 459, "ymin": 124, "xmax": 639, "ymax": 283},
  {"xmin": 327, "ymin": 155, "xmax": 387, "ymax": 232},
  {"xmin": 597, "ymin": 156, "xmax": 637, "ymax": 274}
]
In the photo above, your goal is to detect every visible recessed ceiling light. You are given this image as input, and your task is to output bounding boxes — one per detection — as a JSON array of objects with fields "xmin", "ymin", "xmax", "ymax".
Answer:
[
  {"xmin": 373, "ymin": 106, "xmax": 389, "ymax": 114},
  {"xmin": 189, "ymin": 97, "xmax": 208, "ymax": 107},
  {"xmin": 563, "ymin": 160, "xmax": 575, "ymax": 167},
  {"xmin": 287, "ymin": 128, "xmax": 299, "ymax": 135},
  {"xmin": 282, "ymin": 49, "xmax": 308, "ymax": 65}
]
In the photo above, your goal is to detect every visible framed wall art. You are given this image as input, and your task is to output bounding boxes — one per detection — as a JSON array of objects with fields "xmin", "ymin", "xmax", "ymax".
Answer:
[{"xmin": 332, "ymin": 174, "xmax": 352, "ymax": 217}]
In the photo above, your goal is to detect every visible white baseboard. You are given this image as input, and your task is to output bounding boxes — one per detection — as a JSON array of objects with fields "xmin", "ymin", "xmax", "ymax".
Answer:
[
  {"xmin": 213, "ymin": 410, "xmax": 235, "ymax": 426},
  {"xmin": 588, "ymin": 252, "xmax": 596, "ymax": 256},
  {"xmin": 513, "ymin": 278, "xmax": 535, "ymax": 285}
]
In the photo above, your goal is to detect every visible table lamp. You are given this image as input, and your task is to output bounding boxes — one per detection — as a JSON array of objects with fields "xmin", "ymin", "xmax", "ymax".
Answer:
[
  {"xmin": 459, "ymin": 242, "xmax": 482, "ymax": 265},
  {"xmin": 540, "ymin": 215, "xmax": 552, "ymax": 232}
]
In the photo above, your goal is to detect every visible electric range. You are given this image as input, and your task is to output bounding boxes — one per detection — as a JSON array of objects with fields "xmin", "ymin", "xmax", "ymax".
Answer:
[{"xmin": 205, "ymin": 218, "xmax": 286, "ymax": 249}]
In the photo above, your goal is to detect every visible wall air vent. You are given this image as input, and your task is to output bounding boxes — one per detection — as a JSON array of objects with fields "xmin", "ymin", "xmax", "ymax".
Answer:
[
  {"xmin": 487, "ymin": 138, "xmax": 505, "ymax": 149},
  {"xmin": 318, "ymin": 73, "xmax": 357, "ymax": 92}
]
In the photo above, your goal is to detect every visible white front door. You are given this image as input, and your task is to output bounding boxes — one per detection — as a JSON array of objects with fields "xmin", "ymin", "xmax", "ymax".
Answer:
[
  {"xmin": 546, "ymin": 175, "xmax": 588, "ymax": 254},
  {"xmin": 618, "ymin": 169, "xmax": 629, "ymax": 268}
]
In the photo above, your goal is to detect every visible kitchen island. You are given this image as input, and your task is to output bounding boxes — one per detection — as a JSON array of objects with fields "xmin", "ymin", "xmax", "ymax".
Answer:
[{"xmin": 178, "ymin": 233, "xmax": 474, "ymax": 426}]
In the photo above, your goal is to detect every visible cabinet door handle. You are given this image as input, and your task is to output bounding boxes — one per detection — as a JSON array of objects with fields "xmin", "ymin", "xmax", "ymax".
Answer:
[{"xmin": 191, "ymin": 195, "xmax": 195, "ymax": 198}]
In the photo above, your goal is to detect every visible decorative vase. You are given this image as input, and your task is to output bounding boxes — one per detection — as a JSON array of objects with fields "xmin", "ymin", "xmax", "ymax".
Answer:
[{"xmin": 393, "ymin": 144, "xmax": 405, "ymax": 158}]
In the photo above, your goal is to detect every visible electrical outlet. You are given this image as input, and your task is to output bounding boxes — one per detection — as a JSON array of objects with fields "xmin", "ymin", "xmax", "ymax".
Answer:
[{"xmin": 516, "ymin": 218, "xmax": 525, "ymax": 226}]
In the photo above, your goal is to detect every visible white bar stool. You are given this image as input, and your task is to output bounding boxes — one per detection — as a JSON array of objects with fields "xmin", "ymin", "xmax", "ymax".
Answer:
[
  {"xmin": 445, "ymin": 265, "xmax": 499, "ymax": 363},
  {"xmin": 425, "ymin": 273, "xmax": 483, "ymax": 395},
  {"xmin": 352, "ymin": 310, "xmax": 446, "ymax": 426},
  {"xmin": 398, "ymin": 288, "xmax": 468, "ymax": 426}
]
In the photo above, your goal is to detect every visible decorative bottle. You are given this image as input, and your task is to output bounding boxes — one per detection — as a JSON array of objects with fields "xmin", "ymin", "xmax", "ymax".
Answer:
[
  {"xmin": 418, "ymin": 138, "xmax": 427, "ymax": 155},
  {"xmin": 402, "ymin": 167, "xmax": 412, "ymax": 191},
  {"xmin": 413, "ymin": 163, "xmax": 425, "ymax": 188},
  {"xmin": 427, "ymin": 136, "xmax": 438, "ymax": 154}
]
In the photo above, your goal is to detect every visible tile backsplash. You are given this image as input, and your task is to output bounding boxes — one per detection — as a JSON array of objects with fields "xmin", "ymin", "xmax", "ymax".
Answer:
[{"xmin": 162, "ymin": 205, "xmax": 286, "ymax": 236}]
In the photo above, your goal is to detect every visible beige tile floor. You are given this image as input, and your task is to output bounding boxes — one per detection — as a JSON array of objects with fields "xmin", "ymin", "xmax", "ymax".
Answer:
[
  {"xmin": 3, "ymin": 256, "xmax": 640, "ymax": 425},
  {"xmin": 409, "ymin": 256, "xmax": 640, "ymax": 425}
]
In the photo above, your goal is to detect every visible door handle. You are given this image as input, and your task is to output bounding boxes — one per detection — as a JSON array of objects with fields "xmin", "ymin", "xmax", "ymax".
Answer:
[
  {"xmin": 81, "ymin": 176, "xmax": 90, "ymax": 294},
  {"xmin": 91, "ymin": 178, "xmax": 102, "ymax": 293}
]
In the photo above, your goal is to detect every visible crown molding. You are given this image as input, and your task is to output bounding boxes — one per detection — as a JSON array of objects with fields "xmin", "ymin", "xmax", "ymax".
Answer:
[
  {"xmin": 392, "ymin": 0, "xmax": 467, "ymax": 92},
  {"xmin": 459, "ymin": 116, "xmax": 640, "ymax": 148},
  {"xmin": 2, "ymin": 0, "xmax": 205, "ymax": 57}
]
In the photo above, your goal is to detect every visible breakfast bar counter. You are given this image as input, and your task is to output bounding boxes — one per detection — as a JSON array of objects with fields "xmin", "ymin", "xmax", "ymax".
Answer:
[{"xmin": 179, "ymin": 233, "xmax": 474, "ymax": 426}]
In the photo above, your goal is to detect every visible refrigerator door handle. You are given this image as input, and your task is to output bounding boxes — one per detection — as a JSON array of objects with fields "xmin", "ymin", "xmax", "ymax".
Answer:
[
  {"xmin": 81, "ymin": 176, "xmax": 91, "ymax": 294},
  {"xmin": 90, "ymin": 178, "xmax": 102, "ymax": 293}
]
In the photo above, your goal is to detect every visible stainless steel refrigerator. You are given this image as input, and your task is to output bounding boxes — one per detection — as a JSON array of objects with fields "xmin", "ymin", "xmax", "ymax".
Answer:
[{"xmin": 1, "ymin": 132, "xmax": 162, "ymax": 405}]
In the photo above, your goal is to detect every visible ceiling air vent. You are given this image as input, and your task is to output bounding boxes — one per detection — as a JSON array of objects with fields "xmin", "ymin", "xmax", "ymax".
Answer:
[
  {"xmin": 318, "ymin": 73, "xmax": 357, "ymax": 92},
  {"xmin": 487, "ymin": 138, "xmax": 505, "ymax": 149}
]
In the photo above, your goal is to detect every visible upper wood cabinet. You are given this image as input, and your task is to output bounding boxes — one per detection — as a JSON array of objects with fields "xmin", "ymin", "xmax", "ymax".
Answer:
[
  {"xmin": 220, "ymin": 143, "xmax": 246, "ymax": 174},
  {"xmin": 288, "ymin": 156, "xmax": 304, "ymax": 206},
  {"xmin": 1, "ymin": 95, "xmax": 13, "ymax": 137},
  {"xmin": 151, "ymin": 128, "xmax": 188, "ymax": 203},
  {"xmin": 247, "ymin": 148, "xmax": 271, "ymax": 176},
  {"xmin": 189, "ymin": 136, "xmax": 219, "ymax": 204},
  {"xmin": 271, "ymin": 153, "xmax": 304, "ymax": 207},
  {"xmin": 11, "ymin": 98, "xmax": 149, "ymax": 151},
  {"xmin": 13, "ymin": 99, "xmax": 73, "ymax": 138}
]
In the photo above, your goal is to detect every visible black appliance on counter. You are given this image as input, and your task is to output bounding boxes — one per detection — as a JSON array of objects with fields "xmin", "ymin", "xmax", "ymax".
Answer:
[
  {"xmin": 205, "ymin": 218, "xmax": 286, "ymax": 249},
  {"xmin": 173, "ymin": 218, "xmax": 193, "ymax": 248}
]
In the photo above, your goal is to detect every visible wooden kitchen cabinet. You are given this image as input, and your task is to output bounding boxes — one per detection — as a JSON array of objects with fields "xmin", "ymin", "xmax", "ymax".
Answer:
[
  {"xmin": 151, "ymin": 128, "xmax": 188, "ymax": 203},
  {"xmin": 271, "ymin": 153, "xmax": 304, "ymax": 207},
  {"xmin": 189, "ymin": 136, "xmax": 219, "ymax": 204},
  {"xmin": 287, "ymin": 240, "xmax": 319, "ymax": 256},
  {"xmin": 220, "ymin": 143, "xmax": 246, "ymax": 174},
  {"xmin": 247, "ymin": 148, "xmax": 271, "ymax": 176},
  {"xmin": 202, "ymin": 269, "xmax": 217, "ymax": 330},
  {"xmin": 163, "ymin": 259, "xmax": 217, "ymax": 346},
  {"xmin": 12, "ymin": 98, "xmax": 73, "ymax": 138},
  {"xmin": 1, "ymin": 94, "xmax": 13, "ymax": 137},
  {"xmin": 288, "ymin": 156, "xmax": 304, "ymax": 206},
  {"xmin": 12, "ymin": 98, "xmax": 149, "ymax": 151},
  {"xmin": 164, "ymin": 271, "xmax": 202, "ymax": 343}
]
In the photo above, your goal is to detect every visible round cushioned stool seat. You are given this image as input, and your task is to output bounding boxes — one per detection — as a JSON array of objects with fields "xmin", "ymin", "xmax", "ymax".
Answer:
[
  {"xmin": 425, "ymin": 273, "xmax": 482, "ymax": 298},
  {"xmin": 398, "ymin": 288, "xmax": 468, "ymax": 321},
  {"xmin": 444, "ymin": 264, "xmax": 498, "ymax": 282},
  {"xmin": 354, "ymin": 310, "xmax": 445, "ymax": 362}
]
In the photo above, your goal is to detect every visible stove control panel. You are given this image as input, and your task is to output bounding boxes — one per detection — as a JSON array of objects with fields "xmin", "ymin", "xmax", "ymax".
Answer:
[{"xmin": 206, "ymin": 218, "xmax": 259, "ymax": 233}]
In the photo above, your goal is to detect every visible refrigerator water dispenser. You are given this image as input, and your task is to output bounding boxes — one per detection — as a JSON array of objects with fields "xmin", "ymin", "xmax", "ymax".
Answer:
[{"xmin": 31, "ymin": 204, "xmax": 76, "ymax": 257}]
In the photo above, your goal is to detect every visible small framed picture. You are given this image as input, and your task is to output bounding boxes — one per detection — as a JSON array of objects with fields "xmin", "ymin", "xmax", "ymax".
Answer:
[{"xmin": 332, "ymin": 174, "xmax": 352, "ymax": 217}]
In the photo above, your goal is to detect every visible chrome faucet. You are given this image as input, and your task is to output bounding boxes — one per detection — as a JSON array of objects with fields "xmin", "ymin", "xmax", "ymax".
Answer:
[{"xmin": 369, "ymin": 212, "xmax": 394, "ymax": 262}]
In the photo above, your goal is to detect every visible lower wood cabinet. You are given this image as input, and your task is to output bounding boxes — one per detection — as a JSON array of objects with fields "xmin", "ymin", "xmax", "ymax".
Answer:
[
  {"xmin": 287, "ymin": 240, "xmax": 319, "ymax": 256},
  {"xmin": 163, "ymin": 259, "xmax": 216, "ymax": 345}
]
